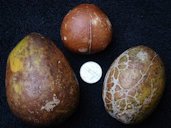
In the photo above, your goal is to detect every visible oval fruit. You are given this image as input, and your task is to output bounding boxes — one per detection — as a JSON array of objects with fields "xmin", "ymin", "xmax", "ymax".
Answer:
[
  {"xmin": 102, "ymin": 45, "xmax": 165, "ymax": 124},
  {"xmin": 6, "ymin": 33, "xmax": 79, "ymax": 126},
  {"xmin": 61, "ymin": 4, "xmax": 112, "ymax": 54}
]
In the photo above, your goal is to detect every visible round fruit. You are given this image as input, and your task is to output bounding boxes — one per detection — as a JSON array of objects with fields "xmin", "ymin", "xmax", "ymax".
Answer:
[{"xmin": 61, "ymin": 4, "xmax": 112, "ymax": 54}]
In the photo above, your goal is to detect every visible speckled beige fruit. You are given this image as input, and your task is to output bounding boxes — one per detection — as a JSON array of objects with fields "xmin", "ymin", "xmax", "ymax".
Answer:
[
  {"xmin": 102, "ymin": 45, "xmax": 165, "ymax": 124},
  {"xmin": 6, "ymin": 33, "xmax": 79, "ymax": 126},
  {"xmin": 60, "ymin": 4, "xmax": 112, "ymax": 54}
]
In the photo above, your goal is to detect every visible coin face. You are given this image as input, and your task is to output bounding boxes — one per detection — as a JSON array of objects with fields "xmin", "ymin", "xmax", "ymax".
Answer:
[{"xmin": 80, "ymin": 61, "xmax": 102, "ymax": 84}]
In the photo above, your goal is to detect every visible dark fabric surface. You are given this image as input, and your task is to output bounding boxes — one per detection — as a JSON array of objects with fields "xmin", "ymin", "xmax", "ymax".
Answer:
[{"xmin": 0, "ymin": 0, "xmax": 171, "ymax": 128}]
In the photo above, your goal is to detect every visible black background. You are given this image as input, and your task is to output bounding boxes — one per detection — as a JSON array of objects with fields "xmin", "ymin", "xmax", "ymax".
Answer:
[{"xmin": 0, "ymin": 0, "xmax": 171, "ymax": 128}]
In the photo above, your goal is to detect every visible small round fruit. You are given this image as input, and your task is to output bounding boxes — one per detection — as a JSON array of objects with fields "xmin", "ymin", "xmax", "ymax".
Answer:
[
  {"xmin": 6, "ymin": 33, "xmax": 79, "ymax": 126},
  {"xmin": 102, "ymin": 45, "xmax": 165, "ymax": 124},
  {"xmin": 61, "ymin": 4, "xmax": 112, "ymax": 54}
]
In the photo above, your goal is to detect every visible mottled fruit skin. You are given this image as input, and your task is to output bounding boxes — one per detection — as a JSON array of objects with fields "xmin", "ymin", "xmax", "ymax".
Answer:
[
  {"xmin": 61, "ymin": 4, "xmax": 112, "ymax": 54},
  {"xmin": 6, "ymin": 33, "xmax": 79, "ymax": 126},
  {"xmin": 102, "ymin": 45, "xmax": 165, "ymax": 124}
]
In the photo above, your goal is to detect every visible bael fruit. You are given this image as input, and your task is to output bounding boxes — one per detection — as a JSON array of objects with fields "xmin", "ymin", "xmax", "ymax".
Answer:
[
  {"xmin": 61, "ymin": 4, "xmax": 112, "ymax": 54},
  {"xmin": 6, "ymin": 33, "xmax": 79, "ymax": 126},
  {"xmin": 102, "ymin": 45, "xmax": 165, "ymax": 124}
]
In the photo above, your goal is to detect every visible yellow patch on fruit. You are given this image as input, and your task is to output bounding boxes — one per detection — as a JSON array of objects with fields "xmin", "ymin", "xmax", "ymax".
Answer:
[
  {"xmin": 12, "ymin": 36, "xmax": 28, "ymax": 54},
  {"xmin": 9, "ymin": 36, "xmax": 29, "ymax": 72},
  {"xmin": 10, "ymin": 57, "xmax": 23, "ymax": 72},
  {"xmin": 13, "ymin": 84, "xmax": 22, "ymax": 95}
]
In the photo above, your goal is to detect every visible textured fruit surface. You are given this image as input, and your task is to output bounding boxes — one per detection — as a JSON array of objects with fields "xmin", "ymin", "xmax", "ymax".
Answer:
[
  {"xmin": 103, "ymin": 45, "xmax": 165, "ymax": 124},
  {"xmin": 6, "ymin": 33, "xmax": 79, "ymax": 126},
  {"xmin": 61, "ymin": 4, "xmax": 112, "ymax": 54}
]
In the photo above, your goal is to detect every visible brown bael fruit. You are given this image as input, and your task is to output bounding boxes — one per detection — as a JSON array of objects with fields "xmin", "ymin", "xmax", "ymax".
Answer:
[
  {"xmin": 6, "ymin": 33, "xmax": 79, "ymax": 126},
  {"xmin": 61, "ymin": 4, "xmax": 112, "ymax": 54}
]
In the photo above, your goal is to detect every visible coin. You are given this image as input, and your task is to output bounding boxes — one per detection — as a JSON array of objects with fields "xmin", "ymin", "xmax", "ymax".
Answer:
[{"xmin": 80, "ymin": 61, "xmax": 102, "ymax": 84}]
